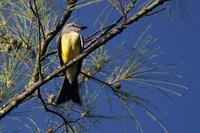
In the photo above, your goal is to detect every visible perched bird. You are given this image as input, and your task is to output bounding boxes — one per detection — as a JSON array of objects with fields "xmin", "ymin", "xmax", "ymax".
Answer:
[{"xmin": 56, "ymin": 23, "xmax": 87, "ymax": 105}]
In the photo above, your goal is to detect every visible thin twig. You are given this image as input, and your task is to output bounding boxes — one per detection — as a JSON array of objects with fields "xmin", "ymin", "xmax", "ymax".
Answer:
[
  {"xmin": 40, "ymin": 50, "xmax": 57, "ymax": 61},
  {"xmin": 33, "ymin": 0, "xmax": 42, "ymax": 79},
  {"xmin": 85, "ymin": 16, "xmax": 123, "ymax": 43},
  {"xmin": 54, "ymin": 123, "xmax": 65, "ymax": 133},
  {"xmin": 29, "ymin": 0, "xmax": 46, "ymax": 40},
  {"xmin": 80, "ymin": 71, "xmax": 122, "ymax": 98},
  {"xmin": 37, "ymin": 89, "xmax": 75, "ymax": 133}
]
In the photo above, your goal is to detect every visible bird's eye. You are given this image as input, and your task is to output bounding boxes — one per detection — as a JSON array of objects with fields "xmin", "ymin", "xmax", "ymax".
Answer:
[{"xmin": 72, "ymin": 24, "xmax": 76, "ymax": 27}]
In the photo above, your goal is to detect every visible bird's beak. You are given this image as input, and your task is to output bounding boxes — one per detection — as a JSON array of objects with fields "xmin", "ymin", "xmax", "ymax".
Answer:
[{"xmin": 80, "ymin": 26, "xmax": 87, "ymax": 30}]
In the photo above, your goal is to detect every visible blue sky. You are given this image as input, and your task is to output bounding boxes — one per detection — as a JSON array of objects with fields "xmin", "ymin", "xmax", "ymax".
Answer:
[{"xmin": 154, "ymin": 1, "xmax": 200, "ymax": 132}]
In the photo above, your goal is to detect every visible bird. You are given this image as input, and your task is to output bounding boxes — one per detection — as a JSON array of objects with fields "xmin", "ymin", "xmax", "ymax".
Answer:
[{"xmin": 56, "ymin": 23, "xmax": 87, "ymax": 105}]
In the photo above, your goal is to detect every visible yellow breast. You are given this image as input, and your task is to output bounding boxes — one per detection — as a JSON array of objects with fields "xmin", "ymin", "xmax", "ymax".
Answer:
[{"xmin": 61, "ymin": 32, "xmax": 81, "ymax": 63}]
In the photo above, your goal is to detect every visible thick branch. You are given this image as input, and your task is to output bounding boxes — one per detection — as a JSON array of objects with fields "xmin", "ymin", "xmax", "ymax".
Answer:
[{"xmin": 0, "ymin": 0, "xmax": 168, "ymax": 120}]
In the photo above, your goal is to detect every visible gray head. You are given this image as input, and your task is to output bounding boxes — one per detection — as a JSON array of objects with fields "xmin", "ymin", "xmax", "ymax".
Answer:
[{"xmin": 62, "ymin": 23, "xmax": 87, "ymax": 34}]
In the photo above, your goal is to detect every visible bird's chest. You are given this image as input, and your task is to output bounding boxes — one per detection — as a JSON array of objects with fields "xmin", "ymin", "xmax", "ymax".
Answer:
[{"xmin": 61, "ymin": 32, "xmax": 81, "ymax": 63}]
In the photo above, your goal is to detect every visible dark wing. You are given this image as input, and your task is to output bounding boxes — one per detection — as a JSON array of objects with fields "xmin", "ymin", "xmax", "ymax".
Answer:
[{"xmin": 57, "ymin": 35, "xmax": 63, "ymax": 66}]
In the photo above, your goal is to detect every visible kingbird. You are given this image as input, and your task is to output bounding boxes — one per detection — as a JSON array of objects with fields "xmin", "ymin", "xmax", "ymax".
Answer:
[{"xmin": 56, "ymin": 23, "xmax": 87, "ymax": 105}]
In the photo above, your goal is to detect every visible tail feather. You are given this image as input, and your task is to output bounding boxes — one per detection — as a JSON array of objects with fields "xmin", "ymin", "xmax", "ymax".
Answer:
[
  {"xmin": 70, "ymin": 79, "xmax": 82, "ymax": 105},
  {"xmin": 56, "ymin": 77, "xmax": 81, "ymax": 105},
  {"xmin": 56, "ymin": 77, "xmax": 70, "ymax": 104}
]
